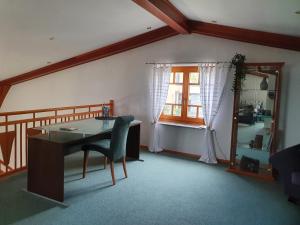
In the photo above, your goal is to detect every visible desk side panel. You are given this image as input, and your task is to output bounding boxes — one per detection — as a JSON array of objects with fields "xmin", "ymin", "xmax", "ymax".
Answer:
[
  {"xmin": 126, "ymin": 124, "xmax": 140, "ymax": 159},
  {"xmin": 27, "ymin": 138, "xmax": 64, "ymax": 202}
]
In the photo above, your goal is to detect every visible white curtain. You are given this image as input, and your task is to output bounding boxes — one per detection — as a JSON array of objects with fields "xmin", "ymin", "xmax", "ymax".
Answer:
[
  {"xmin": 149, "ymin": 64, "xmax": 171, "ymax": 152},
  {"xmin": 199, "ymin": 63, "xmax": 230, "ymax": 163}
]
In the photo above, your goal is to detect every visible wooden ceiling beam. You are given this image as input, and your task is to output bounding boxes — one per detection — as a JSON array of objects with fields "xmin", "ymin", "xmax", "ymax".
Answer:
[
  {"xmin": 189, "ymin": 20, "xmax": 300, "ymax": 52},
  {"xmin": 133, "ymin": 0, "xmax": 300, "ymax": 51},
  {"xmin": 0, "ymin": 26, "xmax": 177, "ymax": 87},
  {"xmin": 0, "ymin": 85, "xmax": 11, "ymax": 108},
  {"xmin": 0, "ymin": 26, "xmax": 177, "ymax": 108},
  {"xmin": 132, "ymin": 0, "xmax": 189, "ymax": 34}
]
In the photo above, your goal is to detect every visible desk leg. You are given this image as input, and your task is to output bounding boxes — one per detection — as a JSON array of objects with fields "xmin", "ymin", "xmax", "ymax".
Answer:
[
  {"xmin": 27, "ymin": 138, "xmax": 64, "ymax": 202},
  {"xmin": 126, "ymin": 124, "xmax": 142, "ymax": 161}
]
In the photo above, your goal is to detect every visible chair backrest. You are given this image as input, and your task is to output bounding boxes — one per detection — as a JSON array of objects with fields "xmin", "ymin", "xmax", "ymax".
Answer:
[{"xmin": 110, "ymin": 115, "xmax": 134, "ymax": 161}]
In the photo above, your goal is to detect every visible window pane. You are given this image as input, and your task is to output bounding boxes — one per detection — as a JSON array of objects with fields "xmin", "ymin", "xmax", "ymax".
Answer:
[
  {"xmin": 188, "ymin": 85, "xmax": 201, "ymax": 105},
  {"xmin": 169, "ymin": 72, "xmax": 174, "ymax": 83},
  {"xmin": 163, "ymin": 105, "xmax": 172, "ymax": 115},
  {"xmin": 189, "ymin": 72, "xmax": 199, "ymax": 84},
  {"xmin": 174, "ymin": 72, "xmax": 183, "ymax": 83},
  {"xmin": 173, "ymin": 105, "xmax": 181, "ymax": 116},
  {"xmin": 166, "ymin": 84, "xmax": 182, "ymax": 104},
  {"xmin": 187, "ymin": 106, "xmax": 197, "ymax": 118},
  {"xmin": 198, "ymin": 107, "xmax": 203, "ymax": 118}
]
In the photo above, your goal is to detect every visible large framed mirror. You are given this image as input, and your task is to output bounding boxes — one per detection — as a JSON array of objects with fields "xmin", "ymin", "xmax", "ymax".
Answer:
[{"xmin": 229, "ymin": 63, "xmax": 283, "ymax": 179}]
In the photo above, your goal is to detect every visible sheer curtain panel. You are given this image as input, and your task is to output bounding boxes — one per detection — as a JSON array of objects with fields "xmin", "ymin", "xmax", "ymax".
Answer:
[
  {"xmin": 199, "ymin": 63, "xmax": 230, "ymax": 163},
  {"xmin": 149, "ymin": 65, "xmax": 171, "ymax": 152}
]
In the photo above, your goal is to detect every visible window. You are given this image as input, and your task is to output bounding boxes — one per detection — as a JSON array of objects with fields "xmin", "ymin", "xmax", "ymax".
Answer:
[{"xmin": 160, "ymin": 66, "xmax": 204, "ymax": 125}]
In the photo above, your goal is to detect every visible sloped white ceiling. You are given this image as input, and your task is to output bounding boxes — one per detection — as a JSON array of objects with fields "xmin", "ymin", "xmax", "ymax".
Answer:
[
  {"xmin": 1, "ymin": 0, "xmax": 299, "ymax": 81},
  {"xmin": 171, "ymin": 0, "xmax": 300, "ymax": 36},
  {"xmin": 0, "ymin": 0, "xmax": 164, "ymax": 80}
]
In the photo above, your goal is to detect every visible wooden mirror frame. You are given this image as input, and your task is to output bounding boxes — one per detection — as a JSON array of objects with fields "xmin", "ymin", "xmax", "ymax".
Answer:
[{"xmin": 228, "ymin": 62, "xmax": 284, "ymax": 178}]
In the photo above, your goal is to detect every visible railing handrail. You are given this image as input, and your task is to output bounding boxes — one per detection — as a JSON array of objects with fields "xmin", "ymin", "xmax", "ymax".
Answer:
[
  {"xmin": 0, "ymin": 102, "xmax": 111, "ymax": 116},
  {"xmin": 0, "ymin": 100, "xmax": 114, "ymax": 178},
  {"xmin": 0, "ymin": 111, "xmax": 102, "ymax": 126}
]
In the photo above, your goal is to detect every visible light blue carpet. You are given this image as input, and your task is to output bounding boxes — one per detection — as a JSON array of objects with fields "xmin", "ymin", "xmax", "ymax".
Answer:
[
  {"xmin": 237, "ymin": 122, "xmax": 271, "ymax": 164},
  {"xmin": 236, "ymin": 147, "xmax": 270, "ymax": 164},
  {"xmin": 0, "ymin": 151, "xmax": 299, "ymax": 225}
]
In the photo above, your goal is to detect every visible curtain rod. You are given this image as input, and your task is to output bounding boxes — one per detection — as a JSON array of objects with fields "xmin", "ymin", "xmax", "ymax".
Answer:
[{"xmin": 145, "ymin": 61, "xmax": 231, "ymax": 65}]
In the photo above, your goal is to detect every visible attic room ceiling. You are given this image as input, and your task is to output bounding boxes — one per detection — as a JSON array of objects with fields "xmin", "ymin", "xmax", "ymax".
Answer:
[
  {"xmin": 170, "ymin": 0, "xmax": 300, "ymax": 36},
  {"xmin": 1, "ymin": 0, "xmax": 300, "ymax": 82},
  {"xmin": 0, "ymin": 0, "xmax": 164, "ymax": 80}
]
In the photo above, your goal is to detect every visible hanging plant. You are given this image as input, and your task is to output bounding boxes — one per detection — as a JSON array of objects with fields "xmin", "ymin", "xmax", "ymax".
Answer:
[{"xmin": 231, "ymin": 53, "xmax": 246, "ymax": 92}]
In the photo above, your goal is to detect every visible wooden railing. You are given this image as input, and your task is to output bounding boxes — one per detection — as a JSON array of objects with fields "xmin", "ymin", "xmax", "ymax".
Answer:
[{"xmin": 0, "ymin": 100, "xmax": 114, "ymax": 177}]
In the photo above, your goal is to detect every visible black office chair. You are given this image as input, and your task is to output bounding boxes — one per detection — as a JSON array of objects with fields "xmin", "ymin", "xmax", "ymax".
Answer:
[{"xmin": 81, "ymin": 115, "xmax": 134, "ymax": 185}]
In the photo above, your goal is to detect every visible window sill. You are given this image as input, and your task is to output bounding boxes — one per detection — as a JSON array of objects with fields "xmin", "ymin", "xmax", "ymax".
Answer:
[{"xmin": 158, "ymin": 121, "xmax": 206, "ymax": 129}]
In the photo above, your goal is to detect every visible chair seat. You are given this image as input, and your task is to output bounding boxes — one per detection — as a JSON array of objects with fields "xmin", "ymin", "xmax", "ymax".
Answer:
[{"xmin": 82, "ymin": 139, "xmax": 112, "ymax": 159}]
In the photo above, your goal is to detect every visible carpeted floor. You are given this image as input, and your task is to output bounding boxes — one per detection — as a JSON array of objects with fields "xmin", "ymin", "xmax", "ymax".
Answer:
[
  {"xmin": 0, "ymin": 151, "xmax": 299, "ymax": 225},
  {"xmin": 236, "ymin": 147, "xmax": 270, "ymax": 164},
  {"xmin": 237, "ymin": 122, "xmax": 271, "ymax": 164}
]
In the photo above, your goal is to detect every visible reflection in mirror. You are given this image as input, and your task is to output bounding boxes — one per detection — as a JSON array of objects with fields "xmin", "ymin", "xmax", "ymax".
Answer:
[{"xmin": 230, "ymin": 64, "xmax": 282, "ymax": 178}]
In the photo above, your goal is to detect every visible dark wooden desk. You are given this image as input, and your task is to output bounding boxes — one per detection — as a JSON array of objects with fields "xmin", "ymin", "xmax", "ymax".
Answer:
[{"xmin": 27, "ymin": 119, "xmax": 141, "ymax": 202}]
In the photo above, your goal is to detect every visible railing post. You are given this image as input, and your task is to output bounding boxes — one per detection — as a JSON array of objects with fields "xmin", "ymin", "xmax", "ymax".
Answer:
[
  {"xmin": 55, "ymin": 110, "xmax": 57, "ymax": 123},
  {"xmin": 33, "ymin": 113, "xmax": 36, "ymax": 127},
  {"xmin": 109, "ymin": 99, "xmax": 114, "ymax": 116},
  {"xmin": 14, "ymin": 124, "xmax": 17, "ymax": 170},
  {"xmin": 4, "ymin": 115, "xmax": 8, "ymax": 173}
]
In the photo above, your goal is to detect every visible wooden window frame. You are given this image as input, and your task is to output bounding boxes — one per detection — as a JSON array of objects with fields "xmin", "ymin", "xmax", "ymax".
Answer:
[{"xmin": 160, "ymin": 66, "xmax": 205, "ymax": 125}]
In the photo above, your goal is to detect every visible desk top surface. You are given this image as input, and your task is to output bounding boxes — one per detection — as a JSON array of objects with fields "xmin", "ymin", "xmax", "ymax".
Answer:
[{"xmin": 30, "ymin": 118, "xmax": 142, "ymax": 144}]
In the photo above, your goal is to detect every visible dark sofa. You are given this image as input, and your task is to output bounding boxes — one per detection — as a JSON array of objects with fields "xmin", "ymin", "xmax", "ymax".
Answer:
[
  {"xmin": 238, "ymin": 105, "xmax": 255, "ymax": 125},
  {"xmin": 269, "ymin": 144, "xmax": 300, "ymax": 202}
]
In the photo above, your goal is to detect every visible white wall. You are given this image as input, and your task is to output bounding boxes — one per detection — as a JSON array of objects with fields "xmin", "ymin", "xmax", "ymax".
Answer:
[
  {"xmin": 2, "ymin": 34, "xmax": 300, "ymax": 159},
  {"xmin": 240, "ymin": 75, "xmax": 268, "ymax": 107}
]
